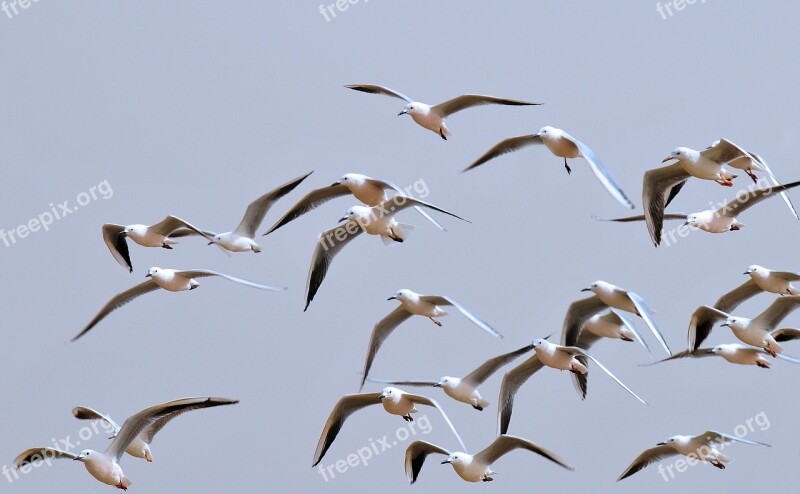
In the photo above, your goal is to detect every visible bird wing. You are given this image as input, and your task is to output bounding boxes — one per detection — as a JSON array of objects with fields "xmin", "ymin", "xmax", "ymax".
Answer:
[
  {"xmin": 174, "ymin": 269, "xmax": 285, "ymax": 291},
  {"xmin": 497, "ymin": 355, "xmax": 544, "ymax": 435},
  {"xmin": 561, "ymin": 132, "xmax": 634, "ymax": 209},
  {"xmin": 72, "ymin": 279, "xmax": 162, "ymax": 342},
  {"xmin": 462, "ymin": 344, "xmax": 535, "ymax": 387},
  {"xmin": 463, "ymin": 134, "xmax": 543, "ymax": 172},
  {"xmin": 375, "ymin": 178, "xmax": 446, "ymax": 231},
  {"xmin": 713, "ymin": 279, "xmax": 763, "ymax": 313},
  {"xmin": 404, "ymin": 441, "xmax": 451, "ymax": 484},
  {"xmin": 72, "ymin": 406, "xmax": 122, "ymax": 434},
  {"xmin": 772, "ymin": 271, "xmax": 800, "ymax": 282},
  {"xmin": 560, "ymin": 347, "xmax": 647, "ymax": 404},
  {"xmin": 643, "ymin": 163, "xmax": 691, "ymax": 246},
  {"xmin": 751, "ymin": 296, "xmax": 800, "ymax": 331},
  {"xmin": 106, "ymin": 397, "xmax": 237, "ymax": 463},
  {"xmin": 771, "ymin": 327, "xmax": 800, "ymax": 342},
  {"xmin": 432, "ymin": 94, "xmax": 540, "ymax": 118},
  {"xmin": 716, "ymin": 180, "xmax": 800, "ymax": 218},
  {"xmin": 345, "ymin": 84, "xmax": 414, "ymax": 103},
  {"xmin": 102, "ymin": 223, "xmax": 132, "ymax": 272},
  {"xmin": 304, "ymin": 222, "xmax": 364, "ymax": 311},
  {"xmin": 358, "ymin": 305, "xmax": 413, "ymax": 389},
  {"xmin": 592, "ymin": 213, "xmax": 688, "ymax": 223},
  {"xmin": 625, "ymin": 290, "xmax": 671, "ymax": 355},
  {"xmin": 700, "ymin": 138, "xmax": 747, "ymax": 163},
  {"xmin": 373, "ymin": 195, "xmax": 470, "ymax": 224},
  {"xmin": 405, "ymin": 394, "xmax": 467, "ymax": 452},
  {"xmin": 137, "ymin": 398, "xmax": 238, "ymax": 445},
  {"xmin": 363, "ymin": 376, "xmax": 438, "ymax": 387},
  {"xmin": 749, "ymin": 151, "xmax": 800, "ymax": 219},
  {"xmin": 688, "ymin": 305, "xmax": 730, "ymax": 350},
  {"xmin": 263, "ymin": 183, "xmax": 350, "ymax": 235},
  {"xmin": 610, "ymin": 311, "xmax": 654, "ymax": 358},
  {"xmin": 617, "ymin": 445, "xmax": 678, "ymax": 481},
  {"xmin": 419, "ymin": 295, "xmax": 502, "ymax": 338},
  {"xmin": 149, "ymin": 215, "xmax": 215, "ymax": 244},
  {"xmin": 475, "ymin": 434, "xmax": 574, "ymax": 471},
  {"xmin": 14, "ymin": 448, "xmax": 81, "ymax": 468},
  {"xmin": 665, "ymin": 180, "xmax": 688, "ymax": 208},
  {"xmin": 640, "ymin": 348, "xmax": 716, "ymax": 367},
  {"xmin": 312, "ymin": 393, "xmax": 382, "ymax": 466},
  {"xmin": 561, "ymin": 295, "xmax": 609, "ymax": 348},
  {"xmin": 233, "ymin": 172, "xmax": 312, "ymax": 238},
  {"xmin": 696, "ymin": 430, "xmax": 771, "ymax": 448}
]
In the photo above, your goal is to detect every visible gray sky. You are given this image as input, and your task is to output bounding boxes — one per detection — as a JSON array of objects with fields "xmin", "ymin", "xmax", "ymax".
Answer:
[{"xmin": 2, "ymin": 1, "xmax": 799, "ymax": 492}]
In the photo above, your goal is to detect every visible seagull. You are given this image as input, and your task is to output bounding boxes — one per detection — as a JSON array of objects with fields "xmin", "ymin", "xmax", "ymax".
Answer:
[
  {"xmin": 712, "ymin": 265, "xmax": 800, "ymax": 314},
  {"xmin": 497, "ymin": 338, "xmax": 647, "ymax": 435},
  {"xmin": 561, "ymin": 310, "xmax": 653, "ymax": 399},
  {"xmin": 73, "ymin": 267, "xmax": 284, "ymax": 341},
  {"xmin": 596, "ymin": 180, "xmax": 800, "ymax": 240},
  {"xmin": 358, "ymin": 289, "xmax": 503, "ymax": 389},
  {"xmin": 72, "ymin": 397, "xmax": 239, "ymax": 462},
  {"xmin": 311, "ymin": 387, "xmax": 465, "ymax": 467},
  {"xmin": 363, "ymin": 344, "xmax": 533, "ymax": 410},
  {"xmin": 642, "ymin": 344, "xmax": 800, "ymax": 368},
  {"xmin": 102, "ymin": 216, "xmax": 215, "ymax": 273},
  {"xmin": 344, "ymin": 84, "xmax": 540, "ymax": 140},
  {"xmin": 14, "ymin": 397, "xmax": 239, "ymax": 490},
  {"xmin": 642, "ymin": 138, "xmax": 747, "ymax": 245},
  {"xmin": 202, "ymin": 172, "xmax": 311, "ymax": 253},
  {"xmin": 562, "ymin": 281, "xmax": 671, "ymax": 358},
  {"xmin": 464, "ymin": 126, "xmax": 634, "ymax": 209},
  {"xmin": 618, "ymin": 430, "xmax": 770, "ymax": 481},
  {"xmin": 264, "ymin": 172, "xmax": 444, "ymax": 234},
  {"xmin": 405, "ymin": 434, "xmax": 574, "ymax": 484},
  {"xmin": 304, "ymin": 195, "xmax": 468, "ymax": 310},
  {"xmin": 687, "ymin": 296, "xmax": 800, "ymax": 356},
  {"xmin": 707, "ymin": 140, "xmax": 797, "ymax": 218}
]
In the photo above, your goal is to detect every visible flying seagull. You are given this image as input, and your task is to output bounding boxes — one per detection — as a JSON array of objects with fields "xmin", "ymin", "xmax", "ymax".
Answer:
[
  {"xmin": 359, "ymin": 289, "xmax": 503, "ymax": 389},
  {"xmin": 497, "ymin": 338, "xmax": 647, "ymax": 435},
  {"xmin": 73, "ymin": 267, "xmax": 284, "ymax": 341},
  {"xmin": 72, "ymin": 397, "xmax": 238, "ymax": 462},
  {"xmin": 264, "ymin": 172, "xmax": 444, "ymax": 234},
  {"xmin": 363, "ymin": 344, "xmax": 533, "ymax": 410},
  {"xmin": 642, "ymin": 343, "xmax": 800, "ymax": 369},
  {"xmin": 464, "ymin": 126, "xmax": 634, "ymax": 209},
  {"xmin": 345, "ymin": 84, "xmax": 540, "ymax": 140},
  {"xmin": 303, "ymin": 196, "xmax": 468, "ymax": 310},
  {"xmin": 405, "ymin": 434, "xmax": 574, "ymax": 484},
  {"xmin": 14, "ymin": 397, "xmax": 238, "ymax": 490},
  {"xmin": 711, "ymin": 265, "xmax": 800, "ymax": 314},
  {"xmin": 618, "ymin": 430, "xmax": 770, "ymax": 481},
  {"xmin": 102, "ymin": 216, "xmax": 215, "ymax": 273},
  {"xmin": 312, "ymin": 387, "xmax": 465, "ymax": 467}
]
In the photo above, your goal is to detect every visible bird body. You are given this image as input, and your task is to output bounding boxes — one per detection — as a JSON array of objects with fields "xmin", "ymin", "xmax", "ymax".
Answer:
[
  {"xmin": 746, "ymin": 265, "xmax": 799, "ymax": 295},
  {"xmin": 533, "ymin": 339, "xmax": 588, "ymax": 373},
  {"xmin": 583, "ymin": 313, "xmax": 636, "ymax": 341},
  {"xmin": 391, "ymin": 289, "xmax": 447, "ymax": 318},
  {"xmin": 665, "ymin": 146, "xmax": 738, "ymax": 184}
]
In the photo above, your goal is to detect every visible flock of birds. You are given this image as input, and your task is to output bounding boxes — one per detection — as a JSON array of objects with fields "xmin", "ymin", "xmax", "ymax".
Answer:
[{"xmin": 13, "ymin": 83, "xmax": 800, "ymax": 489}]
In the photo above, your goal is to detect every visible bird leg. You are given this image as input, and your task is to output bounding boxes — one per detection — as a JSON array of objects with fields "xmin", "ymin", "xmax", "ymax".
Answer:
[
  {"xmin": 472, "ymin": 404, "xmax": 484, "ymax": 411},
  {"xmin": 161, "ymin": 244, "xmax": 173, "ymax": 250},
  {"xmin": 403, "ymin": 414, "xmax": 414, "ymax": 422},
  {"xmin": 115, "ymin": 483, "xmax": 128, "ymax": 491},
  {"xmin": 388, "ymin": 230, "xmax": 404, "ymax": 243},
  {"xmin": 756, "ymin": 361, "xmax": 770, "ymax": 369},
  {"xmin": 746, "ymin": 169, "xmax": 758, "ymax": 182},
  {"xmin": 715, "ymin": 178, "xmax": 734, "ymax": 187},
  {"xmin": 439, "ymin": 128, "xmax": 447, "ymax": 140},
  {"xmin": 764, "ymin": 345, "xmax": 778, "ymax": 358},
  {"xmin": 482, "ymin": 476, "xmax": 494, "ymax": 482},
  {"xmin": 429, "ymin": 317, "xmax": 443, "ymax": 327},
  {"xmin": 710, "ymin": 460, "xmax": 726, "ymax": 470},
  {"xmin": 564, "ymin": 158, "xmax": 572, "ymax": 175},
  {"xmin": 569, "ymin": 364, "xmax": 583, "ymax": 375}
]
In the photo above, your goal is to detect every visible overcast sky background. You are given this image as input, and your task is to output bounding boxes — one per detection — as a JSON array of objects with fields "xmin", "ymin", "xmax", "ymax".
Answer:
[{"xmin": 2, "ymin": 1, "xmax": 799, "ymax": 492}]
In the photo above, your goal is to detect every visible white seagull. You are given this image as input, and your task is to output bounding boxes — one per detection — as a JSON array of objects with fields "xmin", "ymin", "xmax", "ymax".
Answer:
[
  {"xmin": 363, "ymin": 344, "xmax": 533, "ymax": 410},
  {"xmin": 102, "ymin": 216, "xmax": 215, "ymax": 273},
  {"xmin": 642, "ymin": 138, "xmax": 747, "ymax": 245},
  {"xmin": 464, "ymin": 126, "xmax": 634, "ymax": 209},
  {"xmin": 618, "ymin": 430, "xmax": 770, "ymax": 481},
  {"xmin": 303, "ymin": 196, "xmax": 468, "ymax": 310},
  {"xmin": 73, "ymin": 267, "xmax": 284, "ymax": 341},
  {"xmin": 72, "ymin": 397, "xmax": 238, "ymax": 462},
  {"xmin": 497, "ymin": 338, "xmax": 647, "ymax": 435},
  {"xmin": 264, "ymin": 172, "xmax": 445, "ymax": 234},
  {"xmin": 687, "ymin": 296, "xmax": 800, "ymax": 356},
  {"xmin": 642, "ymin": 343, "xmax": 800, "ymax": 369},
  {"xmin": 563, "ymin": 281, "xmax": 671, "ymax": 357},
  {"xmin": 311, "ymin": 387, "xmax": 465, "ymax": 467},
  {"xmin": 711, "ymin": 265, "xmax": 800, "ymax": 314},
  {"xmin": 14, "ymin": 397, "xmax": 238, "ymax": 490},
  {"xmin": 202, "ymin": 172, "xmax": 311, "ymax": 253},
  {"xmin": 345, "ymin": 84, "xmax": 540, "ymax": 140},
  {"xmin": 358, "ymin": 289, "xmax": 503, "ymax": 389},
  {"xmin": 405, "ymin": 434, "xmax": 574, "ymax": 484}
]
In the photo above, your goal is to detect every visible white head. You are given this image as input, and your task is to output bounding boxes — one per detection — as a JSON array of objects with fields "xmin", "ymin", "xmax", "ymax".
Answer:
[
  {"xmin": 74, "ymin": 449, "xmax": 99, "ymax": 463},
  {"xmin": 537, "ymin": 125, "xmax": 559, "ymax": 137},
  {"xmin": 434, "ymin": 376, "xmax": 460, "ymax": 389},
  {"xmin": 145, "ymin": 267, "xmax": 162, "ymax": 279},
  {"xmin": 722, "ymin": 316, "xmax": 749, "ymax": 331},
  {"xmin": 334, "ymin": 173, "xmax": 367, "ymax": 188},
  {"xmin": 398, "ymin": 102, "xmax": 427, "ymax": 116},
  {"xmin": 122, "ymin": 224, "xmax": 146, "ymax": 237},
  {"xmin": 531, "ymin": 338, "xmax": 554, "ymax": 352},
  {"xmin": 582, "ymin": 280, "xmax": 612, "ymax": 295},
  {"xmin": 657, "ymin": 436, "xmax": 689, "ymax": 447},
  {"xmin": 745, "ymin": 265, "xmax": 767, "ymax": 276},
  {"xmin": 441, "ymin": 452, "xmax": 472, "ymax": 467},
  {"xmin": 388, "ymin": 289, "xmax": 417, "ymax": 303},
  {"xmin": 711, "ymin": 344, "xmax": 736, "ymax": 356},
  {"xmin": 379, "ymin": 386, "xmax": 402, "ymax": 401},
  {"xmin": 338, "ymin": 205, "xmax": 371, "ymax": 223},
  {"xmin": 663, "ymin": 146, "xmax": 695, "ymax": 163}
]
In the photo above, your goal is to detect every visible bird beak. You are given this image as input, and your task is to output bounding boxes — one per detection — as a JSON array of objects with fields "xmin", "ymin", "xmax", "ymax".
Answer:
[
  {"xmin": 656, "ymin": 442, "xmax": 666, "ymax": 446},
  {"xmin": 441, "ymin": 460, "xmax": 451, "ymax": 464},
  {"xmin": 387, "ymin": 296, "xmax": 397, "ymax": 301},
  {"xmin": 661, "ymin": 156, "xmax": 673, "ymax": 163},
  {"xmin": 379, "ymin": 394, "xmax": 386, "ymax": 400},
  {"xmin": 682, "ymin": 221, "xmax": 689, "ymax": 226},
  {"xmin": 721, "ymin": 323, "xmax": 730, "ymax": 328},
  {"xmin": 398, "ymin": 110, "xmax": 407, "ymax": 116},
  {"xmin": 432, "ymin": 383, "xmax": 441, "ymax": 388},
  {"xmin": 743, "ymin": 271, "xmax": 750, "ymax": 275},
  {"xmin": 145, "ymin": 273, "xmax": 152, "ymax": 278},
  {"xmin": 331, "ymin": 181, "xmax": 341, "ymax": 187},
  {"xmin": 145, "ymin": 451, "xmax": 153, "ymax": 462},
  {"xmin": 338, "ymin": 216, "xmax": 348, "ymax": 223},
  {"xmin": 207, "ymin": 241, "xmax": 215, "ymax": 245},
  {"xmin": 73, "ymin": 456, "xmax": 82, "ymax": 461},
  {"xmin": 119, "ymin": 232, "xmax": 127, "ymax": 237},
  {"xmin": 580, "ymin": 288, "xmax": 591, "ymax": 292}
]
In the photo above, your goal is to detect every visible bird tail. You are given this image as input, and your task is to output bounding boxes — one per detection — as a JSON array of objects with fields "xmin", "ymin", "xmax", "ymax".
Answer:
[
  {"xmin": 477, "ymin": 398, "xmax": 490, "ymax": 409},
  {"xmin": 382, "ymin": 223, "xmax": 414, "ymax": 245},
  {"xmin": 121, "ymin": 476, "xmax": 133, "ymax": 489},
  {"xmin": 721, "ymin": 169, "xmax": 738, "ymax": 180}
]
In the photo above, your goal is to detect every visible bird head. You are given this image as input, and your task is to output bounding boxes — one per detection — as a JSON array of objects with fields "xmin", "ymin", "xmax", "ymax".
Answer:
[
  {"xmin": 442, "ymin": 452, "xmax": 468, "ymax": 466},
  {"xmin": 434, "ymin": 376, "xmax": 458, "ymax": 389},
  {"xmin": 379, "ymin": 387, "xmax": 401, "ymax": 400},
  {"xmin": 145, "ymin": 267, "xmax": 161, "ymax": 278},
  {"xmin": 745, "ymin": 265, "xmax": 764, "ymax": 276},
  {"xmin": 388, "ymin": 289, "xmax": 414, "ymax": 302},
  {"xmin": 663, "ymin": 147, "xmax": 691, "ymax": 163}
]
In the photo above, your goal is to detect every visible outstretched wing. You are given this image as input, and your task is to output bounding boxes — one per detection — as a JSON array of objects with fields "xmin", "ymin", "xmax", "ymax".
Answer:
[{"xmin": 463, "ymin": 134, "xmax": 543, "ymax": 172}]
